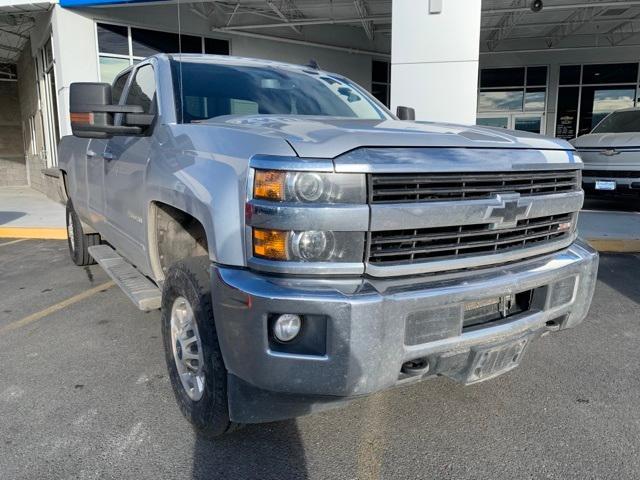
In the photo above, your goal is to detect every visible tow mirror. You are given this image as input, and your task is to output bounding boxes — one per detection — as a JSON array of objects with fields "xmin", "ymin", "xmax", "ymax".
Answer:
[
  {"xmin": 69, "ymin": 82, "xmax": 152, "ymax": 139},
  {"xmin": 396, "ymin": 106, "xmax": 416, "ymax": 121}
]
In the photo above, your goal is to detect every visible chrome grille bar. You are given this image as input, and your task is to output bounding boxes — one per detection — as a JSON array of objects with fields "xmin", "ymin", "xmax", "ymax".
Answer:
[{"xmin": 370, "ymin": 170, "xmax": 580, "ymax": 203}]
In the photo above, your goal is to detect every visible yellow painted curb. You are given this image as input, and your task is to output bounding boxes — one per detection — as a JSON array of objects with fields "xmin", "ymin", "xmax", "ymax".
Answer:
[
  {"xmin": 0, "ymin": 227, "xmax": 67, "ymax": 240},
  {"xmin": 586, "ymin": 238, "xmax": 640, "ymax": 253}
]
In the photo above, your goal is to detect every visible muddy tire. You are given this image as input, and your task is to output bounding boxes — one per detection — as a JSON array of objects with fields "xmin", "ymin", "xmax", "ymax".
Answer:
[
  {"xmin": 66, "ymin": 200, "xmax": 100, "ymax": 266},
  {"xmin": 161, "ymin": 257, "xmax": 240, "ymax": 437}
]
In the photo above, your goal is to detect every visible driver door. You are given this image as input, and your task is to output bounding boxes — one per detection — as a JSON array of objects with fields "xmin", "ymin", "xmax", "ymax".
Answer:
[{"xmin": 103, "ymin": 63, "xmax": 156, "ymax": 263}]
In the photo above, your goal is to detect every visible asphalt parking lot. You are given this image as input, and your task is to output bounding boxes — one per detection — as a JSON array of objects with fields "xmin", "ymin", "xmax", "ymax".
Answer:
[{"xmin": 1, "ymin": 239, "xmax": 639, "ymax": 480}]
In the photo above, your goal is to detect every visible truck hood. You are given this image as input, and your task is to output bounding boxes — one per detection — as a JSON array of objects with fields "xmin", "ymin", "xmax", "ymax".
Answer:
[
  {"xmin": 571, "ymin": 132, "xmax": 640, "ymax": 150},
  {"xmin": 204, "ymin": 116, "xmax": 572, "ymax": 158}
]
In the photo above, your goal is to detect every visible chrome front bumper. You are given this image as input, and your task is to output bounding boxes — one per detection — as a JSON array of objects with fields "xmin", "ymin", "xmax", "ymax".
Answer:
[{"xmin": 212, "ymin": 239, "xmax": 599, "ymax": 423}]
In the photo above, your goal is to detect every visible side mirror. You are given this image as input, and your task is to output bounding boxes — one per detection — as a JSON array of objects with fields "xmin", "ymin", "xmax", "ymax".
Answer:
[
  {"xmin": 69, "ymin": 82, "xmax": 150, "ymax": 139},
  {"xmin": 396, "ymin": 106, "xmax": 416, "ymax": 121}
]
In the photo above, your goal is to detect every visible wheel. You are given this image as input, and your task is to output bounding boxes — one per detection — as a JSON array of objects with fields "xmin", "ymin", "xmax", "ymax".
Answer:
[
  {"xmin": 66, "ymin": 200, "xmax": 100, "ymax": 266},
  {"xmin": 161, "ymin": 257, "xmax": 239, "ymax": 437}
]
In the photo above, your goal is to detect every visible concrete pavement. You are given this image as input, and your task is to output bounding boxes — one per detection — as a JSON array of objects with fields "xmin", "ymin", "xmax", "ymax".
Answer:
[{"xmin": 0, "ymin": 239, "xmax": 639, "ymax": 479}]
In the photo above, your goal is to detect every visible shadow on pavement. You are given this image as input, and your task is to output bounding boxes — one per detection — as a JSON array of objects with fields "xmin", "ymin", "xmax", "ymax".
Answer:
[
  {"xmin": 191, "ymin": 420, "xmax": 308, "ymax": 480},
  {"xmin": 596, "ymin": 254, "xmax": 640, "ymax": 305},
  {"xmin": 583, "ymin": 197, "xmax": 639, "ymax": 213},
  {"xmin": 0, "ymin": 211, "xmax": 25, "ymax": 226}
]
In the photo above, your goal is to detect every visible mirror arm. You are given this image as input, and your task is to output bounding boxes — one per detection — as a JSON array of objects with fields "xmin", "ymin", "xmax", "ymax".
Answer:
[
  {"xmin": 73, "ymin": 104, "xmax": 144, "ymax": 114},
  {"xmin": 72, "ymin": 123, "xmax": 142, "ymax": 136}
]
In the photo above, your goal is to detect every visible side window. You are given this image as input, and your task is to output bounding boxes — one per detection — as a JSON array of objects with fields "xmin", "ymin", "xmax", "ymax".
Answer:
[
  {"xmin": 112, "ymin": 72, "xmax": 130, "ymax": 104},
  {"xmin": 125, "ymin": 65, "xmax": 156, "ymax": 114}
]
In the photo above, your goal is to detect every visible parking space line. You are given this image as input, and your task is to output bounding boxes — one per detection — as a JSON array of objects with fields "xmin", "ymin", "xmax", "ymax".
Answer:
[
  {"xmin": 0, "ymin": 281, "xmax": 115, "ymax": 336},
  {"xmin": 0, "ymin": 238, "xmax": 29, "ymax": 248},
  {"xmin": 0, "ymin": 238, "xmax": 29, "ymax": 247}
]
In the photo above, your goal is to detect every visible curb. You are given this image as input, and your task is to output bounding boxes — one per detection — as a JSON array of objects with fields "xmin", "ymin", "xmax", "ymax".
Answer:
[
  {"xmin": 0, "ymin": 227, "xmax": 67, "ymax": 240},
  {"xmin": 586, "ymin": 238, "xmax": 640, "ymax": 253},
  {"xmin": 1, "ymin": 228, "xmax": 637, "ymax": 253}
]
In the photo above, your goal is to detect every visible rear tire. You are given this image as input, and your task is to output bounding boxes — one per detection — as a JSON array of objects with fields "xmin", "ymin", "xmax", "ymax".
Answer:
[
  {"xmin": 161, "ymin": 257, "xmax": 240, "ymax": 437},
  {"xmin": 66, "ymin": 200, "xmax": 100, "ymax": 266}
]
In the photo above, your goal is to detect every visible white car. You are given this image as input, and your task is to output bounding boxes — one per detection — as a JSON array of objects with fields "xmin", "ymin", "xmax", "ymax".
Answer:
[{"xmin": 571, "ymin": 107, "xmax": 640, "ymax": 197}]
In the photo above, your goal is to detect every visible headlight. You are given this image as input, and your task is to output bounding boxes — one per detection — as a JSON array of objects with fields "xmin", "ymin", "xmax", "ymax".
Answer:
[
  {"xmin": 253, "ymin": 170, "xmax": 366, "ymax": 204},
  {"xmin": 252, "ymin": 228, "xmax": 364, "ymax": 262}
]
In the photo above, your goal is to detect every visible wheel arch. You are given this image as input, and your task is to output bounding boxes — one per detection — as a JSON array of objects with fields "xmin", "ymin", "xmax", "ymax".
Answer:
[{"xmin": 148, "ymin": 200, "xmax": 212, "ymax": 283}]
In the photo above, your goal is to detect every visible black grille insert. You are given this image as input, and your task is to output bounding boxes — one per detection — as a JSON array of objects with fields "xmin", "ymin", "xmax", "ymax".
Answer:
[
  {"xmin": 370, "ymin": 170, "xmax": 580, "ymax": 203},
  {"xmin": 368, "ymin": 213, "xmax": 574, "ymax": 266},
  {"xmin": 583, "ymin": 170, "xmax": 640, "ymax": 179}
]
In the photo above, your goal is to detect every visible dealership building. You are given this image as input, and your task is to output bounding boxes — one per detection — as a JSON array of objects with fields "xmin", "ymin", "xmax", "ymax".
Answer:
[{"xmin": 1, "ymin": 0, "xmax": 640, "ymax": 196}]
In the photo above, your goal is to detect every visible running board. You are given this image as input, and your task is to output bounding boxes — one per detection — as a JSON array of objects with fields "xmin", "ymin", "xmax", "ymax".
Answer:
[{"xmin": 88, "ymin": 245, "xmax": 161, "ymax": 311}]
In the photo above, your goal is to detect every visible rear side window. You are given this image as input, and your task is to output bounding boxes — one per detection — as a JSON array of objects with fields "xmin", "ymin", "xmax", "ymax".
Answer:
[
  {"xmin": 125, "ymin": 65, "xmax": 157, "ymax": 114},
  {"xmin": 112, "ymin": 72, "xmax": 130, "ymax": 104},
  {"xmin": 592, "ymin": 110, "xmax": 640, "ymax": 134}
]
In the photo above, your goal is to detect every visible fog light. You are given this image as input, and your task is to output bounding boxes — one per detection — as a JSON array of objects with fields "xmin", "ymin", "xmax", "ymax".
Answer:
[{"xmin": 273, "ymin": 314, "xmax": 302, "ymax": 342}]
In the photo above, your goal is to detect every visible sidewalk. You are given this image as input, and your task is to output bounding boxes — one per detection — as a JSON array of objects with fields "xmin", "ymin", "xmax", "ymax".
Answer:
[
  {"xmin": 579, "ymin": 209, "xmax": 640, "ymax": 253},
  {"xmin": 0, "ymin": 187, "xmax": 66, "ymax": 239}
]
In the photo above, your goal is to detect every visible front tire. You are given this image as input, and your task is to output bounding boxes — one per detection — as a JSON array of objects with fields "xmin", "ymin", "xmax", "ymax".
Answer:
[
  {"xmin": 66, "ymin": 200, "xmax": 100, "ymax": 266},
  {"xmin": 161, "ymin": 257, "xmax": 239, "ymax": 437}
]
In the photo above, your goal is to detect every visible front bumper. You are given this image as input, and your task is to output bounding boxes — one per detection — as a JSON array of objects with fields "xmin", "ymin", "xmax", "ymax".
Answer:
[{"xmin": 212, "ymin": 239, "xmax": 598, "ymax": 423}]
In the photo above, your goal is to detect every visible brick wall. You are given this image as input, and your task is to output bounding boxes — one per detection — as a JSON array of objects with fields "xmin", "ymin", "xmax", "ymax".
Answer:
[{"xmin": 0, "ymin": 81, "xmax": 27, "ymax": 187}]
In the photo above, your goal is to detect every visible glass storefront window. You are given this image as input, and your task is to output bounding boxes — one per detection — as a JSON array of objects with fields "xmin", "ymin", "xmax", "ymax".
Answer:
[
  {"xmin": 476, "ymin": 117, "xmax": 509, "ymax": 129},
  {"xmin": 559, "ymin": 65, "xmax": 581, "ymax": 85},
  {"xmin": 526, "ymin": 66, "xmax": 547, "ymax": 86},
  {"xmin": 579, "ymin": 87, "xmax": 635, "ymax": 135},
  {"xmin": 478, "ymin": 90, "xmax": 524, "ymax": 112},
  {"xmin": 514, "ymin": 116, "xmax": 541, "ymax": 134},
  {"xmin": 524, "ymin": 89, "xmax": 546, "ymax": 111},
  {"xmin": 480, "ymin": 67, "xmax": 525, "ymax": 88},
  {"xmin": 99, "ymin": 56, "xmax": 131, "ymax": 85},
  {"xmin": 97, "ymin": 23, "xmax": 129, "ymax": 56},
  {"xmin": 582, "ymin": 63, "xmax": 638, "ymax": 85}
]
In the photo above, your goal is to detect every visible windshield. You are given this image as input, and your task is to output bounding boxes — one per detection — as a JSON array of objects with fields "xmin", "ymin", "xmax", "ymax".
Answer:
[
  {"xmin": 171, "ymin": 60, "xmax": 390, "ymax": 123},
  {"xmin": 592, "ymin": 110, "xmax": 640, "ymax": 134}
]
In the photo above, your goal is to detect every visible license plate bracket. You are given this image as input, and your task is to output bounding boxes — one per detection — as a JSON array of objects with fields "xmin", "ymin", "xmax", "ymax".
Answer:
[
  {"xmin": 596, "ymin": 180, "xmax": 616, "ymax": 191},
  {"xmin": 460, "ymin": 337, "xmax": 529, "ymax": 384}
]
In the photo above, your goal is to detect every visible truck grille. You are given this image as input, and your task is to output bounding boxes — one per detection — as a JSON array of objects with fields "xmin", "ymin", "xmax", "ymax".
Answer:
[
  {"xmin": 367, "ymin": 213, "xmax": 574, "ymax": 266},
  {"xmin": 370, "ymin": 170, "xmax": 580, "ymax": 203}
]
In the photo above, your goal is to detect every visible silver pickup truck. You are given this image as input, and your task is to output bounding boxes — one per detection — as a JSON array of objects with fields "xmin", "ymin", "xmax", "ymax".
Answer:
[{"xmin": 58, "ymin": 54, "xmax": 598, "ymax": 437}]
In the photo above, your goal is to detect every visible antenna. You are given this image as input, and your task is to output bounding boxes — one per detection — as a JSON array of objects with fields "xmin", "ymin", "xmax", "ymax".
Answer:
[
  {"xmin": 306, "ymin": 59, "xmax": 320, "ymax": 70},
  {"xmin": 176, "ymin": 0, "xmax": 184, "ymax": 123}
]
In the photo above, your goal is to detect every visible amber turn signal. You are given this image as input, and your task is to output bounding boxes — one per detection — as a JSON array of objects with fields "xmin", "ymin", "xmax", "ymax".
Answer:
[
  {"xmin": 254, "ymin": 170, "xmax": 286, "ymax": 201},
  {"xmin": 253, "ymin": 228, "xmax": 289, "ymax": 260},
  {"xmin": 70, "ymin": 112, "xmax": 94, "ymax": 125}
]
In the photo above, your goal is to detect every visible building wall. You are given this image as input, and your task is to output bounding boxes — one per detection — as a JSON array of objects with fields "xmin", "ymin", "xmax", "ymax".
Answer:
[
  {"xmin": 479, "ymin": 44, "xmax": 640, "ymax": 136},
  {"xmin": 0, "ymin": 81, "xmax": 26, "ymax": 187},
  {"xmin": 391, "ymin": 0, "xmax": 482, "ymax": 124}
]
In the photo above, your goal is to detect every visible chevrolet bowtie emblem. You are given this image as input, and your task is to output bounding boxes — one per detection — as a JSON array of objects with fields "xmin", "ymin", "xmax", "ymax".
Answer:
[
  {"xmin": 601, "ymin": 148, "xmax": 620, "ymax": 156},
  {"xmin": 486, "ymin": 193, "xmax": 532, "ymax": 230}
]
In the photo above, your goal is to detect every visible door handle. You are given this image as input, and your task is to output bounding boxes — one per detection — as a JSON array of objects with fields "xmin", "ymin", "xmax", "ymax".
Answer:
[
  {"xmin": 103, "ymin": 151, "xmax": 114, "ymax": 161},
  {"xmin": 87, "ymin": 150, "xmax": 97, "ymax": 158}
]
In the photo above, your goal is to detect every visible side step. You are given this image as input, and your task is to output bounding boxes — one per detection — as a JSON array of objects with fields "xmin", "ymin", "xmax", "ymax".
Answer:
[{"xmin": 88, "ymin": 245, "xmax": 161, "ymax": 311}]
